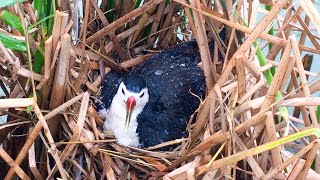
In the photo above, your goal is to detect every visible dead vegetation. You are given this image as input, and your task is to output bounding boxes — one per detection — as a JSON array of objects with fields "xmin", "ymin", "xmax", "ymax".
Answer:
[{"xmin": 1, "ymin": 0, "xmax": 320, "ymax": 179}]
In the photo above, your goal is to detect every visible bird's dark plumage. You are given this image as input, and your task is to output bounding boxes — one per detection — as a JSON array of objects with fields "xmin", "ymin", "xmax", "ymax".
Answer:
[
  {"xmin": 123, "ymin": 76, "xmax": 146, "ymax": 93},
  {"xmin": 101, "ymin": 41, "xmax": 207, "ymax": 147}
]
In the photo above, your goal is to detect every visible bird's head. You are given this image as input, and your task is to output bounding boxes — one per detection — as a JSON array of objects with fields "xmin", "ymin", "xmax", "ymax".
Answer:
[{"xmin": 116, "ymin": 76, "xmax": 149, "ymax": 129}]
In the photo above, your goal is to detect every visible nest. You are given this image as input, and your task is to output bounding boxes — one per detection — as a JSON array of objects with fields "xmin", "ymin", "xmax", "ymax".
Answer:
[{"xmin": 1, "ymin": 0, "xmax": 320, "ymax": 179}]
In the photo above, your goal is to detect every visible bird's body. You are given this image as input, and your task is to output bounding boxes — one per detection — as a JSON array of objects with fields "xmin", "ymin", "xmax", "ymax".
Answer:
[{"xmin": 99, "ymin": 41, "xmax": 206, "ymax": 147}]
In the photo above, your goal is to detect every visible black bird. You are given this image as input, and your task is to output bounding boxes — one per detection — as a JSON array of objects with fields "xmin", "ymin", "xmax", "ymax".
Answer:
[{"xmin": 99, "ymin": 41, "xmax": 207, "ymax": 148}]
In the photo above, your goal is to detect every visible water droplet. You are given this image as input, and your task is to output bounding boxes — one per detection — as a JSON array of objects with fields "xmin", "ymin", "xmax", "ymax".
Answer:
[
  {"xmin": 170, "ymin": 65, "xmax": 174, "ymax": 68},
  {"xmin": 155, "ymin": 69, "xmax": 164, "ymax": 75},
  {"xmin": 164, "ymin": 130, "xmax": 169, "ymax": 134}
]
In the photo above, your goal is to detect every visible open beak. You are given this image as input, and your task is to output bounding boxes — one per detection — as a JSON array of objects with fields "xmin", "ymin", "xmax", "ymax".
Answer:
[{"xmin": 125, "ymin": 96, "xmax": 136, "ymax": 129}]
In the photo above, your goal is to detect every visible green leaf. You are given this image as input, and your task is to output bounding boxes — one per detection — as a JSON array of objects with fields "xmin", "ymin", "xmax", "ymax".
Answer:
[
  {"xmin": 0, "ymin": 32, "xmax": 26, "ymax": 52},
  {"xmin": 33, "ymin": 45, "xmax": 45, "ymax": 74},
  {"xmin": 106, "ymin": 0, "xmax": 116, "ymax": 23},
  {"xmin": 27, "ymin": 91, "xmax": 39, "ymax": 113},
  {"xmin": 316, "ymin": 105, "xmax": 320, "ymax": 122},
  {"xmin": 27, "ymin": 13, "xmax": 55, "ymax": 31},
  {"xmin": 0, "ymin": 0, "xmax": 26, "ymax": 8},
  {"xmin": 265, "ymin": 5, "xmax": 275, "ymax": 75},
  {"xmin": 0, "ymin": 10, "xmax": 24, "ymax": 34},
  {"xmin": 34, "ymin": 0, "xmax": 54, "ymax": 37},
  {"xmin": 34, "ymin": 0, "xmax": 47, "ymax": 36},
  {"xmin": 133, "ymin": 0, "xmax": 144, "ymax": 9},
  {"xmin": 47, "ymin": 2, "xmax": 54, "ymax": 36}
]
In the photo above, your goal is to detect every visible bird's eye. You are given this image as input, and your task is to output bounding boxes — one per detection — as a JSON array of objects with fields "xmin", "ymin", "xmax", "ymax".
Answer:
[
  {"xmin": 122, "ymin": 88, "xmax": 125, "ymax": 95},
  {"xmin": 139, "ymin": 92, "xmax": 144, "ymax": 98}
]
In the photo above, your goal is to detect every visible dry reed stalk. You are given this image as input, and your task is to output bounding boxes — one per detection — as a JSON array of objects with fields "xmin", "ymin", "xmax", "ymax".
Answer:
[
  {"xmin": 189, "ymin": 0, "xmax": 289, "ymax": 148},
  {"xmin": 291, "ymin": 80, "xmax": 320, "ymax": 98},
  {"xmin": 86, "ymin": 0, "xmax": 163, "ymax": 45},
  {"xmin": 0, "ymin": 147, "xmax": 31, "ymax": 180},
  {"xmin": 296, "ymin": 15, "xmax": 320, "ymax": 49},
  {"xmin": 90, "ymin": 0, "xmax": 127, "ymax": 62},
  {"xmin": 49, "ymin": 34, "xmax": 70, "ymax": 138},
  {"xmin": 279, "ymin": 56, "xmax": 295, "ymax": 92},
  {"xmin": 233, "ymin": 133, "xmax": 265, "ymax": 178},
  {"xmin": 148, "ymin": 2, "xmax": 166, "ymax": 44},
  {"xmin": 262, "ymin": 140, "xmax": 317, "ymax": 179},
  {"xmin": 70, "ymin": 69, "xmax": 99, "ymax": 93},
  {"xmin": 298, "ymin": 0, "xmax": 320, "ymax": 34},
  {"xmin": 297, "ymin": 6, "xmax": 310, "ymax": 45},
  {"xmin": 266, "ymin": 59, "xmax": 318, "ymax": 77},
  {"xmin": 166, "ymin": 112, "xmax": 268, "ymax": 171},
  {"xmin": 104, "ymin": 6, "xmax": 172, "ymax": 53},
  {"xmin": 0, "ymin": 98, "xmax": 34, "ymax": 108},
  {"xmin": 92, "ymin": 53, "xmax": 155, "ymax": 87},
  {"xmin": 132, "ymin": 8, "xmax": 155, "ymax": 44},
  {"xmin": 215, "ymin": 86, "xmax": 226, "ymax": 133},
  {"xmin": 234, "ymin": 96, "xmax": 265, "ymax": 116},
  {"xmin": 184, "ymin": 6, "xmax": 198, "ymax": 41},
  {"xmin": 52, "ymin": 11, "xmax": 64, "ymax": 52},
  {"xmin": 296, "ymin": 142, "xmax": 320, "ymax": 179},
  {"xmin": 186, "ymin": 155, "xmax": 202, "ymax": 179},
  {"xmin": 23, "ymin": 2, "xmax": 37, "ymax": 24},
  {"xmin": 65, "ymin": 20, "xmax": 73, "ymax": 34},
  {"xmin": 237, "ymin": 79, "xmax": 266, "ymax": 104},
  {"xmin": 276, "ymin": 97, "xmax": 320, "ymax": 107},
  {"xmin": 235, "ymin": 56, "xmax": 246, "ymax": 100},
  {"xmin": 253, "ymin": 37, "xmax": 292, "ymax": 143},
  {"xmin": 73, "ymin": 46, "xmax": 124, "ymax": 73},
  {"xmin": 73, "ymin": 57, "xmax": 90, "ymax": 92},
  {"xmin": 36, "ymin": 36, "xmax": 53, "ymax": 90},
  {"xmin": 72, "ymin": 47, "xmax": 103, "ymax": 61},
  {"xmin": 88, "ymin": 106, "xmax": 116, "ymax": 178},
  {"xmin": 33, "ymin": 103, "xmax": 67, "ymax": 179},
  {"xmin": 73, "ymin": 0, "xmax": 90, "ymax": 93},
  {"xmin": 195, "ymin": 128, "xmax": 315, "ymax": 177},
  {"xmin": 190, "ymin": 0, "xmax": 215, "ymax": 89},
  {"xmin": 17, "ymin": 67, "xmax": 43, "ymax": 81},
  {"xmin": 163, "ymin": 155, "xmax": 211, "ymax": 179},
  {"xmin": 59, "ymin": 13, "xmax": 68, "ymax": 37},
  {"xmin": 288, "ymin": 158, "xmax": 308, "ymax": 180},
  {"xmin": 4, "ymin": 93, "xmax": 84, "ymax": 179},
  {"xmin": 160, "ymin": 16, "xmax": 181, "ymax": 48},
  {"xmin": 176, "ymin": 1, "xmax": 320, "ymax": 54},
  {"xmin": 265, "ymin": 6, "xmax": 295, "ymax": 61},
  {"xmin": 47, "ymin": 92, "xmax": 89, "ymax": 179},
  {"xmin": 2, "ymin": 1, "xmax": 320, "ymax": 179},
  {"xmin": 265, "ymin": 111, "xmax": 282, "ymax": 167},
  {"xmin": 0, "ymin": 41, "xmax": 16, "ymax": 65},
  {"xmin": 28, "ymin": 141, "xmax": 44, "ymax": 180},
  {"xmin": 51, "ymin": 41, "xmax": 62, "ymax": 70},
  {"xmin": 88, "ymin": 106, "xmax": 100, "ymax": 141},
  {"xmin": 291, "ymin": 35, "xmax": 318, "ymax": 128}
]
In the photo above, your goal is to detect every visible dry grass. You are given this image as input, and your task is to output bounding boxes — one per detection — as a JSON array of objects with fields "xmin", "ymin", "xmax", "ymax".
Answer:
[{"xmin": 1, "ymin": 0, "xmax": 320, "ymax": 179}]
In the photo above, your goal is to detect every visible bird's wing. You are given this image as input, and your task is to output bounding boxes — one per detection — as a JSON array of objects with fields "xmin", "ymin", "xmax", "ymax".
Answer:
[{"xmin": 134, "ymin": 41, "xmax": 206, "ymax": 147}]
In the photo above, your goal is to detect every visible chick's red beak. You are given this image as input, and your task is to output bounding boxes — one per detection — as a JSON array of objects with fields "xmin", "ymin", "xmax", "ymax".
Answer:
[{"xmin": 125, "ymin": 96, "xmax": 136, "ymax": 129}]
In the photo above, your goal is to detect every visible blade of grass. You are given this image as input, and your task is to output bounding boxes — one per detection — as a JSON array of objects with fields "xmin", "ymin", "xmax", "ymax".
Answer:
[
  {"xmin": 0, "ymin": 32, "xmax": 27, "ymax": 52},
  {"xmin": 0, "ymin": 10, "xmax": 24, "ymax": 34},
  {"xmin": 27, "ymin": 13, "xmax": 55, "ymax": 31}
]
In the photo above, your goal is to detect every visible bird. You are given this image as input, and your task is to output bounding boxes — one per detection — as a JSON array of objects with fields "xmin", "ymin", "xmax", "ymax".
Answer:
[{"xmin": 98, "ymin": 41, "xmax": 209, "ymax": 148}]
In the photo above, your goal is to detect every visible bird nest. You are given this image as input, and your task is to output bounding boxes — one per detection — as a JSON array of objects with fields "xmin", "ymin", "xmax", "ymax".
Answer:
[{"xmin": 1, "ymin": 0, "xmax": 320, "ymax": 179}]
